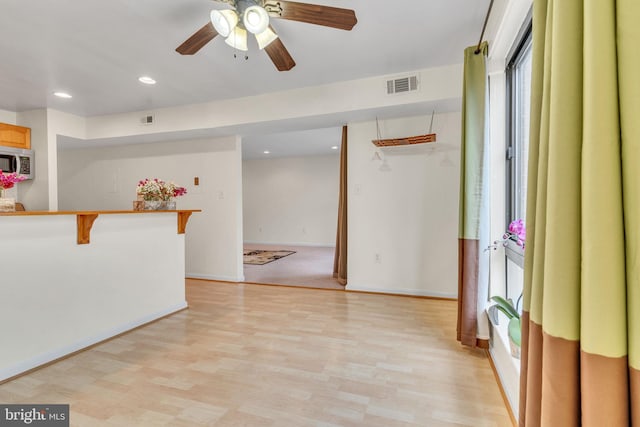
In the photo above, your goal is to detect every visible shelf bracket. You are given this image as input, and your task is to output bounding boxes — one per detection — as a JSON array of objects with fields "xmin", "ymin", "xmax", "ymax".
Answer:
[
  {"xmin": 77, "ymin": 213, "xmax": 99, "ymax": 245},
  {"xmin": 177, "ymin": 211, "xmax": 193, "ymax": 234}
]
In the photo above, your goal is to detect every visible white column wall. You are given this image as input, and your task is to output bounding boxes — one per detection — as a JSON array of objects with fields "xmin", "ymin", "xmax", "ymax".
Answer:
[{"xmin": 346, "ymin": 112, "xmax": 461, "ymax": 298}]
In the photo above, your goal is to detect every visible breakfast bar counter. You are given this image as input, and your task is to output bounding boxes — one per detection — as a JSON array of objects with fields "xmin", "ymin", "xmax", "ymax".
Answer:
[{"xmin": 0, "ymin": 209, "xmax": 200, "ymax": 382}]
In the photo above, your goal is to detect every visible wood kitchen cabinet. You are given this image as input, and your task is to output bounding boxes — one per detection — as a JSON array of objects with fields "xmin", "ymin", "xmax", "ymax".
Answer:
[{"xmin": 0, "ymin": 123, "xmax": 31, "ymax": 149}]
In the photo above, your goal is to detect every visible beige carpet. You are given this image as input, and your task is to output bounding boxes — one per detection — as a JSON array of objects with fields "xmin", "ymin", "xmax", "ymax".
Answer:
[{"xmin": 243, "ymin": 244, "xmax": 343, "ymax": 290}]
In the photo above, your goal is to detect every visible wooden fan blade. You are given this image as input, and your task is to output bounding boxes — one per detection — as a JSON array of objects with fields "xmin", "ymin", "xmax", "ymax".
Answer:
[
  {"xmin": 176, "ymin": 22, "xmax": 218, "ymax": 55},
  {"xmin": 264, "ymin": 1, "xmax": 357, "ymax": 30},
  {"xmin": 264, "ymin": 37, "xmax": 296, "ymax": 71}
]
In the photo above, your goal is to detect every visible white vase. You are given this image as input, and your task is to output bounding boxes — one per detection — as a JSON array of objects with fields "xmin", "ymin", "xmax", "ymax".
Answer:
[
  {"xmin": 0, "ymin": 197, "xmax": 16, "ymax": 212},
  {"xmin": 143, "ymin": 200, "xmax": 176, "ymax": 210}
]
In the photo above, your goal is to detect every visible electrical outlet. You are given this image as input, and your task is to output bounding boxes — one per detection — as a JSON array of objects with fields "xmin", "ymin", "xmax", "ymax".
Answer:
[{"xmin": 374, "ymin": 253, "xmax": 381, "ymax": 264}]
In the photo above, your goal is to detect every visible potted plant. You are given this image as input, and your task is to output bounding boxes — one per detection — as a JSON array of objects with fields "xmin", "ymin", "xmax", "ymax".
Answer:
[
  {"xmin": 488, "ymin": 295, "xmax": 521, "ymax": 359},
  {"xmin": 136, "ymin": 178, "xmax": 187, "ymax": 210}
]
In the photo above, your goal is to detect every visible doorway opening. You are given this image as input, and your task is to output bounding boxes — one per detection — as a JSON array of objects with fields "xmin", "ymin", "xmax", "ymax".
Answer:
[{"xmin": 241, "ymin": 127, "xmax": 344, "ymax": 290}]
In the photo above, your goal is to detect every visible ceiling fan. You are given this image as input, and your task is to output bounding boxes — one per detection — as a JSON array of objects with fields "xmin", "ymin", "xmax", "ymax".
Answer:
[{"xmin": 176, "ymin": 0, "xmax": 357, "ymax": 71}]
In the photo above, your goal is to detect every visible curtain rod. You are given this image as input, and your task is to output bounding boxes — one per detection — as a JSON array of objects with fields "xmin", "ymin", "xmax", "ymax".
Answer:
[{"xmin": 474, "ymin": 0, "xmax": 495, "ymax": 54}]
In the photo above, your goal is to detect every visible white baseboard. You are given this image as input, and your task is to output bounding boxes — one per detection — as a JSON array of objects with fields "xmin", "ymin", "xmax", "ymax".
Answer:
[
  {"xmin": 0, "ymin": 302, "xmax": 188, "ymax": 382},
  {"xmin": 345, "ymin": 283, "xmax": 457, "ymax": 299},
  {"xmin": 187, "ymin": 273, "xmax": 244, "ymax": 283}
]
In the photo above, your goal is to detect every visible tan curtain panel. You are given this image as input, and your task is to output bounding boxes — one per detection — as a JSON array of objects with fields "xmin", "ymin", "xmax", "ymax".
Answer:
[
  {"xmin": 457, "ymin": 42, "xmax": 488, "ymax": 347},
  {"xmin": 333, "ymin": 125, "xmax": 347, "ymax": 285},
  {"xmin": 520, "ymin": 0, "xmax": 640, "ymax": 425}
]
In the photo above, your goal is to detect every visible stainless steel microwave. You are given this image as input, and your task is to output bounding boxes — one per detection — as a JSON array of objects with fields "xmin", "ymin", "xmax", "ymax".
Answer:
[{"xmin": 0, "ymin": 147, "xmax": 34, "ymax": 180}]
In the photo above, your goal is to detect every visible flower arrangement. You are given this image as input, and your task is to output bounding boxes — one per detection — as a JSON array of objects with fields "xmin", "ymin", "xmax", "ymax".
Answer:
[
  {"xmin": 0, "ymin": 170, "xmax": 26, "ymax": 197},
  {"xmin": 136, "ymin": 178, "xmax": 187, "ymax": 201},
  {"xmin": 504, "ymin": 219, "xmax": 526, "ymax": 248}
]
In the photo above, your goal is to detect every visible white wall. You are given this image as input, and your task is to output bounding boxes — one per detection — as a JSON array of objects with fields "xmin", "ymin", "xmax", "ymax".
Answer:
[
  {"xmin": 347, "ymin": 112, "xmax": 461, "ymax": 298},
  {"xmin": 0, "ymin": 109, "xmax": 16, "ymax": 124},
  {"xmin": 57, "ymin": 136, "xmax": 244, "ymax": 282},
  {"xmin": 243, "ymin": 155, "xmax": 339, "ymax": 246}
]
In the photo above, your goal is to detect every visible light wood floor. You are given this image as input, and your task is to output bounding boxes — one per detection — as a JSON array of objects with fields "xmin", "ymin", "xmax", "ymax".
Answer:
[{"xmin": 0, "ymin": 280, "xmax": 511, "ymax": 426}]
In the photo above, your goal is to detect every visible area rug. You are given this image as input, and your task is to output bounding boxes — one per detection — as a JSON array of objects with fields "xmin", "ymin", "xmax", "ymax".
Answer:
[{"xmin": 243, "ymin": 249, "xmax": 296, "ymax": 265}]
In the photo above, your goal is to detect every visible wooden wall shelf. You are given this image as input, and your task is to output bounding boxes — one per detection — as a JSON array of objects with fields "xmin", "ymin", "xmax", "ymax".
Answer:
[
  {"xmin": 372, "ymin": 133, "xmax": 436, "ymax": 147},
  {"xmin": 0, "ymin": 123, "xmax": 31, "ymax": 149},
  {"xmin": 0, "ymin": 210, "xmax": 200, "ymax": 244}
]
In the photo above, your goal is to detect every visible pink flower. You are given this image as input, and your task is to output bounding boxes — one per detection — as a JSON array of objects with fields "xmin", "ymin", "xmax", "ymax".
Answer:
[
  {"xmin": 0, "ymin": 170, "xmax": 26, "ymax": 190},
  {"xmin": 173, "ymin": 187, "xmax": 187, "ymax": 197},
  {"xmin": 507, "ymin": 219, "xmax": 526, "ymax": 248}
]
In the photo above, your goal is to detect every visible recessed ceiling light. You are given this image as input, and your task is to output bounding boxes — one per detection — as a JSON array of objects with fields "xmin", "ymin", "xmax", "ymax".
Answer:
[
  {"xmin": 138, "ymin": 76, "xmax": 156, "ymax": 85},
  {"xmin": 263, "ymin": 150, "xmax": 270, "ymax": 154},
  {"xmin": 53, "ymin": 92, "xmax": 72, "ymax": 99},
  {"xmin": 331, "ymin": 146, "xmax": 339, "ymax": 150}
]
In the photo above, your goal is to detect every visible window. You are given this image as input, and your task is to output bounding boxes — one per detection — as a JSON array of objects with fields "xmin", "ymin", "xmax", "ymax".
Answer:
[
  {"xmin": 506, "ymin": 24, "xmax": 532, "ymax": 227},
  {"xmin": 504, "ymin": 20, "xmax": 532, "ymax": 302}
]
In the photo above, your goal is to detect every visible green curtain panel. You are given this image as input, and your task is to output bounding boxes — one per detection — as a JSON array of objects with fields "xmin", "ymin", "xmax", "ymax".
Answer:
[
  {"xmin": 520, "ymin": 0, "xmax": 640, "ymax": 425},
  {"xmin": 457, "ymin": 42, "xmax": 488, "ymax": 348}
]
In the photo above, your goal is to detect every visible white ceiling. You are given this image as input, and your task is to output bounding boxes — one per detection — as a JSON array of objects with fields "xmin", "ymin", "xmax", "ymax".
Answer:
[{"xmin": 0, "ymin": 0, "xmax": 490, "ymax": 117}]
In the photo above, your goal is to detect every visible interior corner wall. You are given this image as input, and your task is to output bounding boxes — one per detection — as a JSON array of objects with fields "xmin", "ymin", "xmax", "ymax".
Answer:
[
  {"xmin": 16, "ymin": 110, "xmax": 49, "ymax": 211},
  {"xmin": 346, "ymin": 112, "xmax": 461, "ymax": 298},
  {"xmin": 242, "ymin": 155, "xmax": 340, "ymax": 246},
  {"xmin": 57, "ymin": 136, "xmax": 244, "ymax": 282}
]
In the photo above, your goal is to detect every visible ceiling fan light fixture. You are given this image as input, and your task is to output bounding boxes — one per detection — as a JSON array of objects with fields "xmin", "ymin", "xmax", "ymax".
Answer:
[
  {"xmin": 255, "ymin": 27, "xmax": 278, "ymax": 50},
  {"xmin": 225, "ymin": 27, "xmax": 248, "ymax": 51},
  {"xmin": 210, "ymin": 9, "xmax": 238, "ymax": 38},
  {"xmin": 243, "ymin": 5, "xmax": 269, "ymax": 34}
]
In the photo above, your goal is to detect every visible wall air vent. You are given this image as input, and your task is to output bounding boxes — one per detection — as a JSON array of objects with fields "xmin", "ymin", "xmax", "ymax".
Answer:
[
  {"xmin": 140, "ymin": 114, "xmax": 154, "ymax": 125},
  {"xmin": 386, "ymin": 75, "xmax": 419, "ymax": 94}
]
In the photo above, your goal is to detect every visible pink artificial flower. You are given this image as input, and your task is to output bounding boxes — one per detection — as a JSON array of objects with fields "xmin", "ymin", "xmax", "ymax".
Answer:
[
  {"xmin": 173, "ymin": 186, "xmax": 187, "ymax": 197},
  {"xmin": 0, "ymin": 170, "xmax": 26, "ymax": 190},
  {"xmin": 508, "ymin": 219, "xmax": 526, "ymax": 241},
  {"xmin": 507, "ymin": 219, "xmax": 526, "ymax": 248}
]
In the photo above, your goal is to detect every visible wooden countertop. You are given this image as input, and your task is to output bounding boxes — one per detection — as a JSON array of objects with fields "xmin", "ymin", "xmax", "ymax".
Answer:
[
  {"xmin": 0, "ymin": 209, "xmax": 201, "ymax": 244},
  {"xmin": 0, "ymin": 209, "xmax": 200, "ymax": 216}
]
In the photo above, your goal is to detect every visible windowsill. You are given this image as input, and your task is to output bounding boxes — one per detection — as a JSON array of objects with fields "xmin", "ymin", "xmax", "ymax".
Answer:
[
  {"xmin": 491, "ymin": 314, "xmax": 521, "ymax": 369},
  {"xmin": 504, "ymin": 239, "xmax": 524, "ymax": 268},
  {"xmin": 488, "ymin": 311, "xmax": 521, "ymax": 419}
]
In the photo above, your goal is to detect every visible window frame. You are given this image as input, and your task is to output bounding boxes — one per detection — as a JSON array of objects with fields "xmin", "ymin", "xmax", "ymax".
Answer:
[
  {"xmin": 503, "ymin": 15, "xmax": 532, "ymax": 302},
  {"xmin": 505, "ymin": 18, "xmax": 533, "ymax": 230}
]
